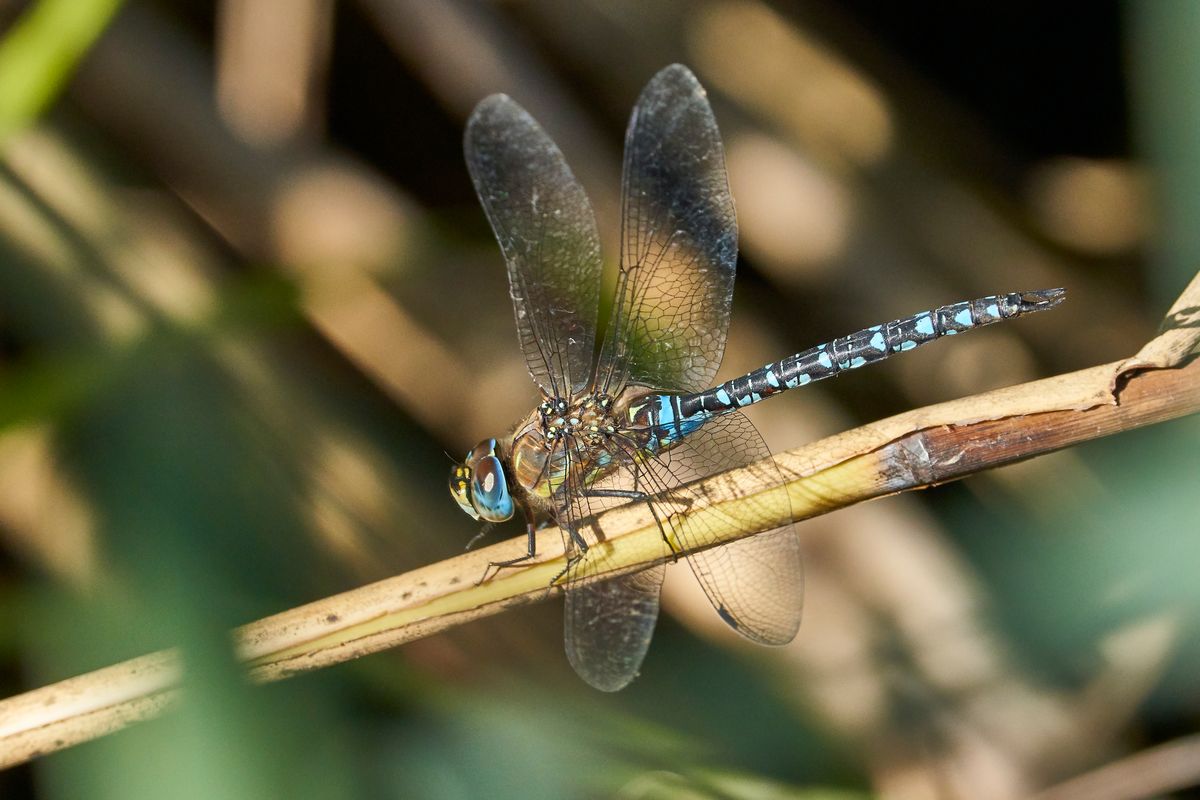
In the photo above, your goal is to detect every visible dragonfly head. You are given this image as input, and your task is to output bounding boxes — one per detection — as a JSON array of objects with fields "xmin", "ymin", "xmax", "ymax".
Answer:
[{"xmin": 449, "ymin": 438, "xmax": 515, "ymax": 523}]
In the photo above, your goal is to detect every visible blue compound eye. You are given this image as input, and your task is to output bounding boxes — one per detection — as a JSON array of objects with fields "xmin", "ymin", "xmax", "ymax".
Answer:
[
  {"xmin": 471, "ymin": 455, "xmax": 514, "ymax": 522},
  {"xmin": 468, "ymin": 438, "xmax": 499, "ymax": 465}
]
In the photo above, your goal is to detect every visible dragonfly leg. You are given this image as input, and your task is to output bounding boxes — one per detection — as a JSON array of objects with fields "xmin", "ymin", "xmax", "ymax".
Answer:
[
  {"xmin": 582, "ymin": 488, "xmax": 688, "ymax": 562},
  {"xmin": 548, "ymin": 547, "xmax": 587, "ymax": 596},
  {"xmin": 477, "ymin": 517, "xmax": 539, "ymax": 584},
  {"xmin": 545, "ymin": 522, "xmax": 593, "ymax": 596},
  {"xmin": 464, "ymin": 521, "xmax": 496, "ymax": 551}
]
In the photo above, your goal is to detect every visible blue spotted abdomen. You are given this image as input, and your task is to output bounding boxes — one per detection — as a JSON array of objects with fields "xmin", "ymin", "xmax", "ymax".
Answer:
[{"xmin": 674, "ymin": 289, "xmax": 1063, "ymax": 421}]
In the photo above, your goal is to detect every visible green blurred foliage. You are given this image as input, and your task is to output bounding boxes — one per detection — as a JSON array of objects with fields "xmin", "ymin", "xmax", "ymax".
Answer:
[{"xmin": 0, "ymin": 0, "xmax": 124, "ymax": 144}]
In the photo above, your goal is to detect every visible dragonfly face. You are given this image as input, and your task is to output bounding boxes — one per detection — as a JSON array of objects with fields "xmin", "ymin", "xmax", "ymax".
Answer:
[{"xmin": 448, "ymin": 438, "xmax": 515, "ymax": 523}]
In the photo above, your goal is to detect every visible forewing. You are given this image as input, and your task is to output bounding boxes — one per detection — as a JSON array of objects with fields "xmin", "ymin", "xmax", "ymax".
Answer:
[
  {"xmin": 465, "ymin": 94, "xmax": 603, "ymax": 397},
  {"xmin": 596, "ymin": 64, "xmax": 738, "ymax": 395},
  {"xmin": 616, "ymin": 410, "xmax": 804, "ymax": 644}
]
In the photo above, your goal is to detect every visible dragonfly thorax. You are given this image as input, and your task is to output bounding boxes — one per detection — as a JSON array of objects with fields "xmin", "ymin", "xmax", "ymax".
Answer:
[
  {"xmin": 539, "ymin": 393, "xmax": 618, "ymax": 445},
  {"xmin": 509, "ymin": 392, "xmax": 623, "ymax": 500}
]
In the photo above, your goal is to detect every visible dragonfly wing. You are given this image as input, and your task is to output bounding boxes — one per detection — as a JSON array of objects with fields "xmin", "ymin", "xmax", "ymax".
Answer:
[
  {"xmin": 564, "ymin": 566, "xmax": 664, "ymax": 692},
  {"xmin": 596, "ymin": 64, "xmax": 738, "ymax": 396},
  {"xmin": 465, "ymin": 94, "xmax": 603, "ymax": 397},
  {"xmin": 618, "ymin": 410, "xmax": 804, "ymax": 644}
]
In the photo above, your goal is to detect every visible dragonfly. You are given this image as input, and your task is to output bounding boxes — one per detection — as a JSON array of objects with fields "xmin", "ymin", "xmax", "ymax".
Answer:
[{"xmin": 450, "ymin": 64, "xmax": 1063, "ymax": 691}]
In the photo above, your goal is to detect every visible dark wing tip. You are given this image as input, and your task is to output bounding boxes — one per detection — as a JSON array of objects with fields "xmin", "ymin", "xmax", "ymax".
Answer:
[
  {"xmin": 585, "ymin": 670, "xmax": 638, "ymax": 693},
  {"xmin": 464, "ymin": 93, "xmax": 540, "ymax": 160},
  {"xmin": 466, "ymin": 93, "xmax": 518, "ymax": 128},
  {"xmin": 650, "ymin": 63, "xmax": 702, "ymax": 93},
  {"xmin": 660, "ymin": 62, "xmax": 696, "ymax": 78}
]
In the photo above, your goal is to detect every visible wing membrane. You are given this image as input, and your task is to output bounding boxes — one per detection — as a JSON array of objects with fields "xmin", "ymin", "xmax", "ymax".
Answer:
[
  {"xmin": 564, "ymin": 566, "xmax": 664, "ymax": 692},
  {"xmin": 656, "ymin": 412, "xmax": 804, "ymax": 644},
  {"xmin": 559, "ymin": 407, "xmax": 801, "ymax": 688},
  {"xmin": 596, "ymin": 64, "xmax": 738, "ymax": 395},
  {"xmin": 465, "ymin": 94, "xmax": 603, "ymax": 397},
  {"xmin": 555, "ymin": 440, "xmax": 666, "ymax": 692},
  {"xmin": 470, "ymin": 70, "xmax": 800, "ymax": 690},
  {"xmin": 602, "ymin": 408, "xmax": 802, "ymax": 644}
]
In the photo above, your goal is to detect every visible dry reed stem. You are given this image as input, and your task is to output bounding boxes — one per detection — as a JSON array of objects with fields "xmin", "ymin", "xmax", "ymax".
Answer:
[
  {"xmin": 2, "ymin": 277, "xmax": 1198, "ymax": 769},
  {"xmin": 1032, "ymin": 732, "xmax": 1200, "ymax": 800}
]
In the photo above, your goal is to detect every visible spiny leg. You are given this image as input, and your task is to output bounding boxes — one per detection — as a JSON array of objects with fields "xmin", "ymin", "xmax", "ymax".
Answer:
[
  {"xmin": 598, "ymin": 438, "xmax": 697, "ymax": 559},
  {"xmin": 548, "ymin": 523, "xmax": 590, "ymax": 592},
  {"xmin": 464, "ymin": 521, "xmax": 496, "ymax": 552},
  {"xmin": 477, "ymin": 516, "xmax": 540, "ymax": 585},
  {"xmin": 545, "ymin": 445, "xmax": 593, "ymax": 591},
  {"xmin": 581, "ymin": 486, "xmax": 692, "ymax": 561}
]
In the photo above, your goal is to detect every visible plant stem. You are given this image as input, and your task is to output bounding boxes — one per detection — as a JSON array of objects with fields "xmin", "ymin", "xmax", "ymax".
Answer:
[{"xmin": 3, "ymin": 271, "xmax": 1199, "ymax": 767}]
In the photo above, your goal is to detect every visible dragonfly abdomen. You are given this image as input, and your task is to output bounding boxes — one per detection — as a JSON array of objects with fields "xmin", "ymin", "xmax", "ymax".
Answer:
[{"xmin": 677, "ymin": 289, "xmax": 1064, "ymax": 420}]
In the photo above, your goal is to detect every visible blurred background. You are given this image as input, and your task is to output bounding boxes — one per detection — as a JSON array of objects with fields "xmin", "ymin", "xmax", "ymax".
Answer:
[{"xmin": 0, "ymin": 1, "xmax": 1197, "ymax": 798}]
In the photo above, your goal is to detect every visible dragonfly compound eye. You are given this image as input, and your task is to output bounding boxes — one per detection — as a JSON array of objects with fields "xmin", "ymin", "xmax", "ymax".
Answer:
[
  {"xmin": 471, "ymin": 455, "xmax": 515, "ymax": 522},
  {"xmin": 468, "ymin": 437, "xmax": 499, "ymax": 464}
]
